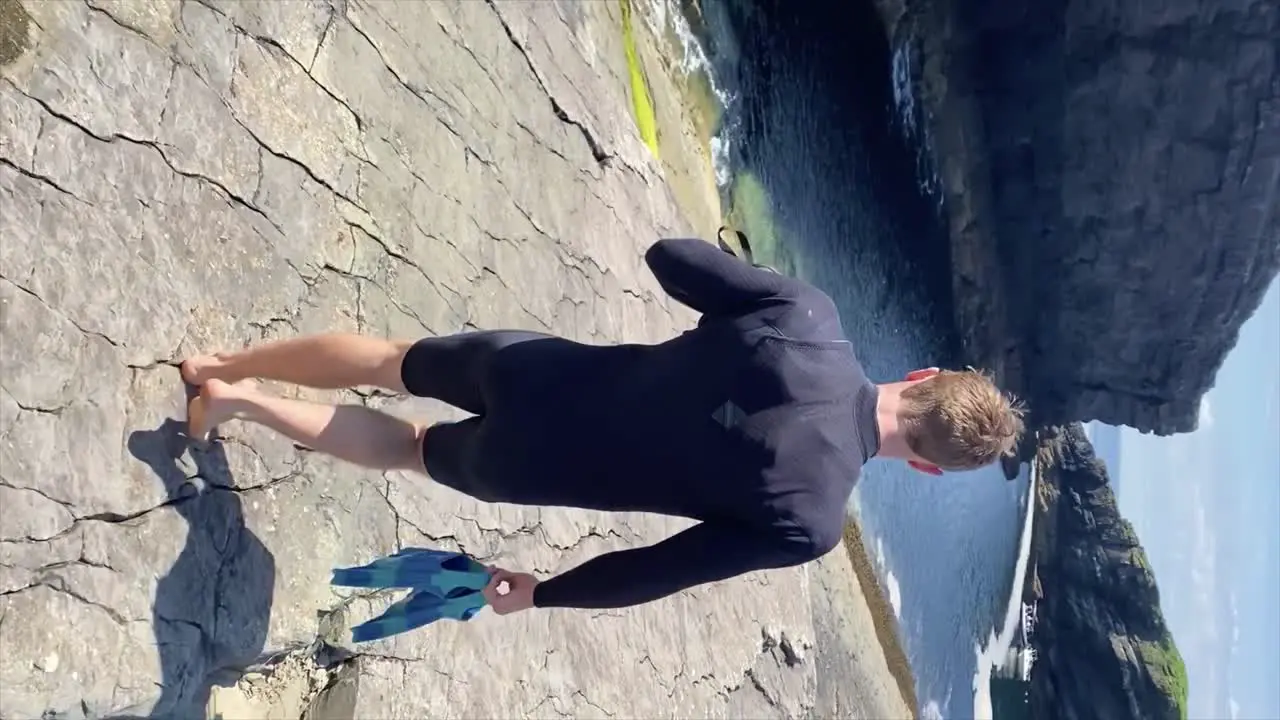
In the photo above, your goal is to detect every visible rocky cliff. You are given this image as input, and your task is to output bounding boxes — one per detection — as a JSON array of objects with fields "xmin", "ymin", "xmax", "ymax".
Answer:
[
  {"xmin": 876, "ymin": 0, "xmax": 1280, "ymax": 438},
  {"xmin": 1025, "ymin": 423, "xmax": 1188, "ymax": 720}
]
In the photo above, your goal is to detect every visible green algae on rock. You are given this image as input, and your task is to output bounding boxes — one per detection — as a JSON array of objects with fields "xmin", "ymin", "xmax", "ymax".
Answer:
[{"xmin": 620, "ymin": 0, "xmax": 660, "ymax": 159}]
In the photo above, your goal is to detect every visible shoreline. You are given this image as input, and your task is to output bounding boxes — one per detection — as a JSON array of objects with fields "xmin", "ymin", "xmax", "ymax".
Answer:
[{"xmin": 844, "ymin": 520, "xmax": 923, "ymax": 719}]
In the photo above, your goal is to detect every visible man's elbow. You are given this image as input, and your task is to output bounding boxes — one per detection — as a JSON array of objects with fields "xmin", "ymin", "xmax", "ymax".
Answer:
[
  {"xmin": 808, "ymin": 528, "xmax": 842, "ymax": 559},
  {"xmin": 644, "ymin": 237, "xmax": 701, "ymax": 267},
  {"xmin": 786, "ymin": 523, "xmax": 842, "ymax": 565},
  {"xmin": 750, "ymin": 533, "xmax": 834, "ymax": 575}
]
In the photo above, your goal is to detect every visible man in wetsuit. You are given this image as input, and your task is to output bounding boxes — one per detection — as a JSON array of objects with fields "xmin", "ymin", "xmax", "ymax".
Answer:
[{"xmin": 182, "ymin": 237, "xmax": 1024, "ymax": 615}]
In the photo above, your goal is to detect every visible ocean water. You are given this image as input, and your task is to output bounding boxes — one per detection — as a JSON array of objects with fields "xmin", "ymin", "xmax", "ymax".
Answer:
[{"xmin": 635, "ymin": 0, "xmax": 1036, "ymax": 717}]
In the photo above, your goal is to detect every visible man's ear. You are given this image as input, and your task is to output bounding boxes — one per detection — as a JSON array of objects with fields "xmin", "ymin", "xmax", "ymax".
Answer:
[
  {"xmin": 905, "ymin": 367, "xmax": 940, "ymax": 382},
  {"xmin": 908, "ymin": 460, "xmax": 944, "ymax": 476}
]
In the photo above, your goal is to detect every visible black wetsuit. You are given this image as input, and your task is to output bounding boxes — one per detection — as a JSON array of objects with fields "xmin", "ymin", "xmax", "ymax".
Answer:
[{"xmin": 401, "ymin": 238, "xmax": 881, "ymax": 609}]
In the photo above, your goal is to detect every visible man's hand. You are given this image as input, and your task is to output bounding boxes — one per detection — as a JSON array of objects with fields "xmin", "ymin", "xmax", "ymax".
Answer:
[{"xmin": 483, "ymin": 567, "xmax": 539, "ymax": 615}]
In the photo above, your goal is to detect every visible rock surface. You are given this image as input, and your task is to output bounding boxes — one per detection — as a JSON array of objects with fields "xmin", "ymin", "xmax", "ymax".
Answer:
[
  {"xmin": 0, "ymin": 1, "xmax": 910, "ymax": 718},
  {"xmin": 1025, "ymin": 424, "xmax": 1188, "ymax": 720},
  {"xmin": 878, "ymin": 0, "xmax": 1280, "ymax": 437}
]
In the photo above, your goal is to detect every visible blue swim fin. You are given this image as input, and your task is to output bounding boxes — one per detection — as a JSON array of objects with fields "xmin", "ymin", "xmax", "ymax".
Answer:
[
  {"xmin": 331, "ymin": 547, "xmax": 491, "ymax": 643},
  {"xmin": 348, "ymin": 588, "xmax": 487, "ymax": 643},
  {"xmin": 331, "ymin": 547, "xmax": 490, "ymax": 595}
]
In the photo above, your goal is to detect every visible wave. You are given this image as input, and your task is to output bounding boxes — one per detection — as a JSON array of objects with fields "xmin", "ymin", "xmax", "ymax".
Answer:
[{"xmin": 889, "ymin": 39, "xmax": 944, "ymax": 211}]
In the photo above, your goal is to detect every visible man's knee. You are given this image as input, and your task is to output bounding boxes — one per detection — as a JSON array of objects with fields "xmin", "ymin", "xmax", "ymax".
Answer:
[
  {"xmin": 404, "ymin": 422, "xmax": 431, "ymax": 474},
  {"xmin": 373, "ymin": 420, "xmax": 431, "ymax": 475},
  {"xmin": 376, "ymin": 339, "xmax": 415, "ymax": 394}
]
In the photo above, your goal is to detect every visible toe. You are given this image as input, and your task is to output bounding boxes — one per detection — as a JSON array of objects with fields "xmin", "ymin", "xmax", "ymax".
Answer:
[
  {"xmin": 186, "ymin": 395, "xmax": 211, "ymax": 442},
  {"xmin": 179, "ymin": 358, "xmax": 202, "ymax": 385}
]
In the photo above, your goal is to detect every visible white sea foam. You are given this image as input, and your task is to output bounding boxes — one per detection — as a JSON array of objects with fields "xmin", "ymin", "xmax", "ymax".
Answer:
[
  {"xmin": 636, "ymin": 0, "xmax": 736, "ymax": 186},
  {"xmin": 890, "ymin": 41, "xmax": 944, "ymax": 209},
  {"xmin": 972, "ymin": 465, "xmax": 1040, "ymax": 718}
]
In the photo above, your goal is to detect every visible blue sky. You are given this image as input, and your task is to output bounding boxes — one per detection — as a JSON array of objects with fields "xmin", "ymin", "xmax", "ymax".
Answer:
[{"xmin": 1087, "ymin": 276, "xmax": 1280, "ymax": 720}]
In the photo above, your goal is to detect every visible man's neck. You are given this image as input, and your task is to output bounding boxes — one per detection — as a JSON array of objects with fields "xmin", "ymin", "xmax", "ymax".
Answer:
[{"xmin": 874, "ymin": 382, "xmax": 914, "ymax": 461}]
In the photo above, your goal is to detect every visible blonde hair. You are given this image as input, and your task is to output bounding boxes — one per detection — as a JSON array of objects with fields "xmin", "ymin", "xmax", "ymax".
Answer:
[{"xmin": 899, "ymin": 369, "xmax": 1026, "ymax": 471}]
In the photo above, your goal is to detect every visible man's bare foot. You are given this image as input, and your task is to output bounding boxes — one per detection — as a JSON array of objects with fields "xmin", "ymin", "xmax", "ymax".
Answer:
[
  {"xmin": 180, "ymin": 353, "xmax": 231, "ymax": 386},
  {"xmin": 186, "ymin": 379, "xmax": 253, "ymax": 442}
]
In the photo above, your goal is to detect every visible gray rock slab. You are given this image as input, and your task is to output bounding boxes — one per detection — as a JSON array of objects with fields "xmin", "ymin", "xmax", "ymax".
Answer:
[{"xmin": 0, "ymin": 1, "xmax": 911, "ymax": 719}]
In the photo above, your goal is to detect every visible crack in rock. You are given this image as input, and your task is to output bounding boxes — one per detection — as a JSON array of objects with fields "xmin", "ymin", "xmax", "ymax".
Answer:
[
  {"xmin": 484, "ymin": 0, "xmax": 612, "ymax": 166},
  {"xmin": 341, "ymin": 11, "xmax": 468, "ymax": 146},
  {"xmin": 7, "ymin": 81, "xmax": 281, "ymax": 234},
  {"xmin": 191, "ymin": 0, "xmax": 369, "ymax": 145},
  {"xmin": 0, "ymin": 273, "xmax": 128, "ymax": 350},
  {"xmin": 1, "ymin": 577, "xmax": 135, "ymax": 626},
  {"xmin": 0, "ymin": 156, "xmax": 88, "ymax": 203}
]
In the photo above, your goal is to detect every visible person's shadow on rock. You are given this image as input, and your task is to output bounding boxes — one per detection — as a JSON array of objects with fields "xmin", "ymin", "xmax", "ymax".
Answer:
[{"xmin": 125, "ymin": 404, "xmax": 276, "ymax": 719}]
